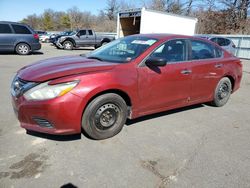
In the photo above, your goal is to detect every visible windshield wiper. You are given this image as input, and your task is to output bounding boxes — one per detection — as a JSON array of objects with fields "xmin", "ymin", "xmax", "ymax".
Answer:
[{"xmin": 87, "ymin": 56, "xmax": 103, "ymax": 61}]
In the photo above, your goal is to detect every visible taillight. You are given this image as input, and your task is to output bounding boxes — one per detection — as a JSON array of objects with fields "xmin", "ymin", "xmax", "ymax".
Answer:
[{"xmin": 33, "ymin": 34, "xmax": 39, "ymax": 39}]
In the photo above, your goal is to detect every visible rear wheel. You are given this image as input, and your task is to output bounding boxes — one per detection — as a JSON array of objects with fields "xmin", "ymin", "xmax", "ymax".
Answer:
[
  {"xmin": 15, "ymin": 43, "xmax": 30, "ymax": 55},
  {"xmin": 211, "ymin": 77, "xmax": 232, "ymax": 107},
  {"xmin": 82, "ymin": 93, "xmax": 128, "ymax": 140},
  {"xmin": 63, "ymin": 41, "xmax": 73, "ymax": 50}
]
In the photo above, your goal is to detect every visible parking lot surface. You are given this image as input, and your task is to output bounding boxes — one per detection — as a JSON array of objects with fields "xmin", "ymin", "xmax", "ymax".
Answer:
[{"xmin": 1, "ymin": 44, "xmax": 250, "ymax": 188}]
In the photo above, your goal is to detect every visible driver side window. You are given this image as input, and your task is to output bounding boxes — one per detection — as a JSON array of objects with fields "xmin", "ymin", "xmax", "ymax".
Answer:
[
  {"xmin": 79, "ymin": 30, "xmax": 86, "ymax": 36},
  {"xmin": 150, "ymin": 39, "xmax": 187, "ymax": 62}
]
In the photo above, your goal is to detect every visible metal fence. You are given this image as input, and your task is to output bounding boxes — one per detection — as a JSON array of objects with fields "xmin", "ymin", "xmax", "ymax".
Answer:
[{"xmin": 212, "ymin": 35, "xmax": 250, "ymax": 59}]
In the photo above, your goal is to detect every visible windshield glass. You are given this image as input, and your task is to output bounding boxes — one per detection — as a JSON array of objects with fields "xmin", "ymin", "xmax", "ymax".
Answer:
[
  {"xmin": 69, "ymin": 31, "xmax": 77, "ymax": 35},
  {"xmin": 86, "ymin": 36, "xmax": 158, "ymax": 63}
]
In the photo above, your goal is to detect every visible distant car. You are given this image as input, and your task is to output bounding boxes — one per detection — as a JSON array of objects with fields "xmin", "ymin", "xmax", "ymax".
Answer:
[
  {"xmin": 0, "ymin": 21, "xmax": 41, "ymax": 55},
  {"xmin": 11, "ymin": 34, "xmax": 242, "ymax": 139},
  {"xmin": 35, "ymin": 30, "xmax": 47, "ymax": 36},
  {"xmin": 49, "ymin": 31, "xmax": 72, "ymax": 45},
  {"xmin": 56, "ymin": 29, "xmax": 115, "ymax": 50},
  {"xmin": 39, "ymin": 34, "xmax": 50, "ymax": 43},
  {"xmin": 197, "ymin": 35, "xmax": 236, "ymax": 55}
]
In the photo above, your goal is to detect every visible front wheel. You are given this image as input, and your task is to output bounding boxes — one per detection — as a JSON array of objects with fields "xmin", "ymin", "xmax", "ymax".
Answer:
[
  {"xmin": 211, "ymin": 77, "xmax": 232, "ymax": 107},
  {"xmin": 63, "ymin": 41, "xmax": 73, "ymax": 50},
  {"xmin": 82, "ymin": 93, "xmax": 128, "ymax": 140}
]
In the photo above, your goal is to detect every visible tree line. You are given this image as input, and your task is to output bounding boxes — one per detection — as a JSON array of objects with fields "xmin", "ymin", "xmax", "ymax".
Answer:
[{"xmin": 21, "ymin": 0, "xmax": 250, "ymax": 34}]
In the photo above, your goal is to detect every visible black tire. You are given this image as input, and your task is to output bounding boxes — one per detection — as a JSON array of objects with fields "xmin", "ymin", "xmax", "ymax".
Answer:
[
  {"xmin": 82, "ymin": 93, "xmax": 128, "ymax": 140},
  {"xmin": 15, "ymin": 43, "xmax": 30, "ymax": 55},
  {"xmin": 101, "ymin": 41, "xmax": 108, "ymax": 46},
  {"xmin": 63, "ymin": 41, "xmax": 73, "ymax": 50},
  {"xmin": 94, "ymin": 44, "xmax": 100, "ymax": 49},
  {"xmin": 211, "ymin": 77, "xmax": 232, "ymax": 107}
]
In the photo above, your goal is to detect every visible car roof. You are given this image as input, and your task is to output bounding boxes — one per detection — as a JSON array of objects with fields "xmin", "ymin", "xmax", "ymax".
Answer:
[
  {"xmin": 131, "ymin": 33, "xmax": 208, "ymax": 41},
  {"xmin": 195, "ymin": 34, "xmax": 232, "ymax": 41},
  {"xmin": 0, "ymin": 21, "xmax": 26, "ymax": 25}
]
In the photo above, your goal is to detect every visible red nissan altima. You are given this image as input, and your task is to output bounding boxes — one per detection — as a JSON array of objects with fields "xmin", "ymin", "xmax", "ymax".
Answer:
[{"xmin": 11, "ymin": 34, "xmax": 242, "ymax": 139}]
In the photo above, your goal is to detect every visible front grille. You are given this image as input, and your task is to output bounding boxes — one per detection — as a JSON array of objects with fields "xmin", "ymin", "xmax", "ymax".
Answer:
[
  {"xmin": 32, "ymin": 117, "xmax": 54, "ymax": 128},
  {"xmin": 11, "ymin": 76, "xmax": 37, "ymax": 97}
]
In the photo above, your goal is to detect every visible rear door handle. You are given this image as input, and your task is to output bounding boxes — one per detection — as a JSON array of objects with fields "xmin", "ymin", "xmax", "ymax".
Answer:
[
  {"xmin": 181, "ymin": 69, "xmax": 192, "ymax": 75},
  {"xmin": 215, "ymin": 64, "xmax": 223, "ymax": 68}
]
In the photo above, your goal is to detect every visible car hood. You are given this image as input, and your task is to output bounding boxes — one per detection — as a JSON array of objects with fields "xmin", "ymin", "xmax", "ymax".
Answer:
[{"xmin": 18, "ymin": 55, "xmax": 118, "ymax": 82}]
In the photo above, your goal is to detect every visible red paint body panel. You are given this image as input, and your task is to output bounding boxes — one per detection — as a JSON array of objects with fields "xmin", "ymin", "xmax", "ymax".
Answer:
[{"xmin": 11, "ymin": 34, "xmax": 243, "ymax": 135}]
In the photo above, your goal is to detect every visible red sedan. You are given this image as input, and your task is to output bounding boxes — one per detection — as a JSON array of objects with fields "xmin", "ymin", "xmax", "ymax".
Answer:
[{"xmin": 11, "ymin": 34, "xmax": 242, "ymax": 139}]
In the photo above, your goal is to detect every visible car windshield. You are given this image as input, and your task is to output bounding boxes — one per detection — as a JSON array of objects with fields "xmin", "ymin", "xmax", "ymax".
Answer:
[
  {"xmin": 86, "ymin": 36, "xmax": 158, "ymax": 63},
  {"xmin": 69, "ymin": 31, "xmax": 77, "ymax": 35}
]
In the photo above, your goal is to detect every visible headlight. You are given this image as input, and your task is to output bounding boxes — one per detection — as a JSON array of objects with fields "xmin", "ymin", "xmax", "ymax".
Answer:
[{"xmin": 23, "ymin": 81, "xmax": 78, "ymax": 101}]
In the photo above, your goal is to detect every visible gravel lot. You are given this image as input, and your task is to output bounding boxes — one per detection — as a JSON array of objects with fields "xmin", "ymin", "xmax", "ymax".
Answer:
[{"xmin": 0, "ymin": 43, "xmax": 250, "ymax": 188}]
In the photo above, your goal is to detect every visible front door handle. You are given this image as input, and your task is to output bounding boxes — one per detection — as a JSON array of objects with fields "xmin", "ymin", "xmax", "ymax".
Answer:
[
  {"xmin": 215, "ymin": 63, "xmax": 223, "ymax": 68},
  {"xmin": 181, "ymin": 69, "xmax": 192, "ymax": 75}
]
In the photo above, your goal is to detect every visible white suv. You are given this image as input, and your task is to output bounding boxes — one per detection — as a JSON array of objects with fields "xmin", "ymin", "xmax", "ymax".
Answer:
[
  {"xmin": 209, "ymin": 37, "xmax": 236, "ymax": 55},
  {"xmin": 197, "ymin": 35, "xmax": 236, "ymax": 55}
]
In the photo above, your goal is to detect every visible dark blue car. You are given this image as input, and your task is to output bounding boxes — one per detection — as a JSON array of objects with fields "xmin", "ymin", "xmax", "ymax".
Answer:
[{"xmin": 50, "ymin": 31, "xmax": 72, "ymax": 45}]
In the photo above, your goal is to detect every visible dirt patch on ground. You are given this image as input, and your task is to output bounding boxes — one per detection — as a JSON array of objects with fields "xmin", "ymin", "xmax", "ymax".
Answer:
[{"xmin": 0, "ymin": 148, "xmax": 48, "ymax": 179}]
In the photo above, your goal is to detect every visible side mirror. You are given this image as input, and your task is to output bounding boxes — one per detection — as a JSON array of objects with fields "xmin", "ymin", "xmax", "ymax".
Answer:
[
  {"xmin": 76, "ymin": 32, "xmax": 80, "ymax": 37},
  {"xmin": 145, "ymin": 57, "xmax": 167, "ymax": 67}
]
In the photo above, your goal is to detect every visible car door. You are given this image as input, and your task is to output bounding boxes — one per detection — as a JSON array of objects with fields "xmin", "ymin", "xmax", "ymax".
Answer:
[
  {"xmin": 0, "ymin": 23, "xmax": 14, "ymax": 51},
  {"xmin": 85, "ymin": 30, "xmax": 96, "ymax": 45},
  {"xmin": 189, "ymin": 39, "xmax": 224, "ymax": 103},
  {"xmin": 77, "ymin": 30, "xmax": 88, "ymax": 46},
  {"xmin": 137, "ymin": 39, "xmax": 192, "ymax": 113}
]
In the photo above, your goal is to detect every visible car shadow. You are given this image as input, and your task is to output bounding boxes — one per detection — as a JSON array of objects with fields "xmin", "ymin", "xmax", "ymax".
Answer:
[
  {"xmin": 26, "ymin": 130, "xmax": 81, "ymax": 141},
  {"xmin": 126, "ymin": 104, "xmax": 205, "ymax": 126},
  {"xmin": 61, "ymin": 183, "xmax": 78, "ymax": 188}
]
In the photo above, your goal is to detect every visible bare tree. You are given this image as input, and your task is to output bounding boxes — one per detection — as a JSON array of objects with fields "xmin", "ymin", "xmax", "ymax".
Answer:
[
  {"xmin": 67, "ymin": 7, "xmax": 84, "ymax": 30},
  {"xmin": 186, "ymin": 0, "xmax": 194, "ymax": 15},
  {"xmin": 150, "ymin": 0, "xmax": 166, "ymax": 11},
  {"xmin": 166, "ymin": 0, "xmax": 184, "ymax": 14},
  {"xmin": 105, "ymin": 0, "xmax": 119, "ymax": 20}
]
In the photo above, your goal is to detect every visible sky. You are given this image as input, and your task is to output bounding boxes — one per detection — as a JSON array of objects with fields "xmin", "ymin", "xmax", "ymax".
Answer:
[{"xmin": 0, "ymin": 0, "xmax": 141, "ymax": 22}]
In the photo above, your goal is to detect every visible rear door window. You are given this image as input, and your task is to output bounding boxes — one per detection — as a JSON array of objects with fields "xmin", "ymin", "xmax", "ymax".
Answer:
[
  {"xmin": 12, "ymin": 24, "xmax": 31, "ymax": 34},
  {"xmin": 0, "ymin": 24, "xmax": 12, "ymax": 34},
  {"xmin": 215, "ymin": 47, "xmax": 223, "ymax": 58},
  {"xmin": 88, "ymin": 30, "xmax": 93, "ymax": 35},
  {"xmin": 190, "ymin": 40, "xmax": 216, "ymax": 60}
]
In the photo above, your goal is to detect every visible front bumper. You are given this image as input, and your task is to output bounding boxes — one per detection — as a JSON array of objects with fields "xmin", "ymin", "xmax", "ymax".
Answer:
[
  {"xmin": 11, "ymin": 92, "xmax": 84, "ymax": 135},
  {"xmin": 55, "ymin": 41, "xmax": 64, "ymax": 49}
]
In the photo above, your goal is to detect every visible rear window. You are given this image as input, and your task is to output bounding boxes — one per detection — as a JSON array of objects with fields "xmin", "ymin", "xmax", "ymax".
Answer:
[
  {"xmin": 0, "ymin": 24, "xmax": 12, "ymax": 34},
  {"xmin": 12, "ymin": 24, "xmax": 32, "ymax": 34}
]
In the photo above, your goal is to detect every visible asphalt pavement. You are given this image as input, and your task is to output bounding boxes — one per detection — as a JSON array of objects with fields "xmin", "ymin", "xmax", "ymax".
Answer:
[{"xmin": 0, "ymin": 44, "xmax": 250, "ymax": 188}]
